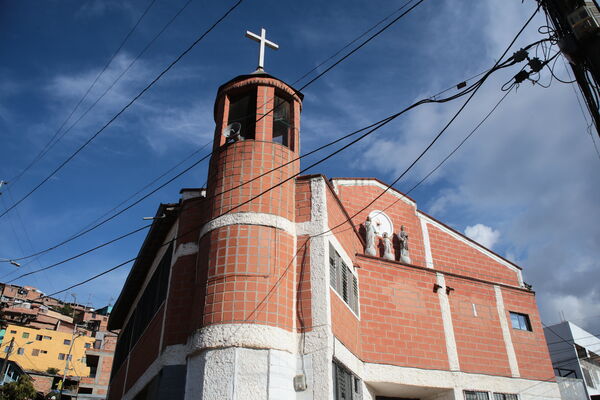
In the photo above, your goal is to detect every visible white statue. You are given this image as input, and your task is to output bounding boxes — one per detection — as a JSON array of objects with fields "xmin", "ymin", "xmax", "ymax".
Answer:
[
  {"xmin": 382, "ymin": 232, "xmax": 394, "ymax": 261},
  {"xmin": 398, "ymin": 225, "xmax": 411, "ymax": 264},
  {"xmin": 365, "ymin": 216, "xmax": 377, "ymax": 256}
]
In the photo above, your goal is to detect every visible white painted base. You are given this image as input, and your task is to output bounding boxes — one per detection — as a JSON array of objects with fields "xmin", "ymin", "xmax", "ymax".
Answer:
[{"xmin": 185, "ymin": 347, "xmax": 297, "ymax": 400}]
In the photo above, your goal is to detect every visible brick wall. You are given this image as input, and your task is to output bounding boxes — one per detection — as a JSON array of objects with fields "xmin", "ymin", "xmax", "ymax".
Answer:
[
  {"xmin": 206, "ymin": 140, "xmax": 298, "ymax": 221},
  {"xmin": 427, "ymin": 224, "xmax": 520, "ymax": 286},
  {"xmin": 445, "ymin": 276, "xmax": 512, "ymax": 376},
  {"xmin": 201, "ymin": 226, "xmax": 296, "ymax": 331},
  {"xmin": 295, "ymin": 179, "xmax": 311, "ymax": 222},
  {"xmin": 355, "ymin": 257, "xmax": 449, "ymax": 370},
  {"xmin": 501, "ymin": 287, "xmax": 555, "ymax": 381}
]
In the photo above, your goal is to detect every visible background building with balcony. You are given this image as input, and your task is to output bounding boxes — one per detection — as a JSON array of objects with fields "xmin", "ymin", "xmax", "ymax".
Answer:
[{"xmin": 544, "ymin": 321, "xmax": 600, "ymax": 400}]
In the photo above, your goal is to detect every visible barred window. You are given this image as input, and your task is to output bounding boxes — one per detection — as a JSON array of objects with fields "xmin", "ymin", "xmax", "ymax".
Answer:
[
  {"xmin": 465, "ymin": 391, "xmax": 489, "ymax": 400},
  {"xmin": 333, "ymin": 361, "xmax": 361, "ymax": 400},
  {"xmin": 329, "ymin": 244, "xmax": 359, "ymax": 315},
  {"xmin": 494, "ymin": 393, "xmax": 518, "ymax": 400}
]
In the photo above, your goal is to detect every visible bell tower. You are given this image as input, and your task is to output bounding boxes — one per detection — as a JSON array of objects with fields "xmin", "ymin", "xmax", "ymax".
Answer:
[{"xmin": 198, "ymin": 29, "xmax": 303, "ymax": 335}]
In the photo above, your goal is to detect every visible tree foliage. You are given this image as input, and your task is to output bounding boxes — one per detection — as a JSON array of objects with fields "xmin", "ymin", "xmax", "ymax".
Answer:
[{"xmin": 0, "ymin": 375, "xmax": 37, "ymax": 400}]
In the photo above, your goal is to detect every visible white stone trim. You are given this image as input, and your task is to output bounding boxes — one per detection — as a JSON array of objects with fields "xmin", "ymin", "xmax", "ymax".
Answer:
[
  {"xmin": 173, "ymin": 242, "xmax": 198, "ymax": 262},
  {"xmin": 494, "ymin": 285, "xmax": 520, "ymax": 378},
  {"xmin": 122, "ymin": 344, "xmax": 188, "ymax": 400},
  {"xmin": 436, "ymin": 273, "xmax": 460, "ymax": 371},
  {"xmin": 189, "ymin": 323, "xmax": 296, "ymax": 354},
  {"xmin": 419, "ymin": 213, "xmax": 524, "ymax": 286},
  {"xmin": 199, "ymin": 212, "xmax": 296, "ymax": 238},
  {"xmin": 333, "ymin": 339, "xmax": 560, "ymax": 400},
  {"xmin": 330, "ymin": 178, "xmax": 416, "ymax": 207},
  {"xmin": 303, "ymin": 176, "xmax": 335, "ymax": 400},
  {"xmin": 419, "ymin": 215, "xmax": 434, "ymax": 268}
]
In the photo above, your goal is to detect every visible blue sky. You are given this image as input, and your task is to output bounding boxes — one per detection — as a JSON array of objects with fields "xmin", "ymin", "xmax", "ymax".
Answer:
[{"xmin": 1, "ymin": 0, "xmax": 599, "ymax": 334}]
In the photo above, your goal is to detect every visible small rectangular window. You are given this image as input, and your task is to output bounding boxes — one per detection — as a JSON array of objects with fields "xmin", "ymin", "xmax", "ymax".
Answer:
[
  {"xmin": 31, "ymin": 349, "xmax": 40, "ymax": 357},
  {"xmin": 22, "ymin": 332, "xmax": 29, "ymax": 339},
  {"xmin": 17, "ymin": 348, "xmax": 24, "ymax": 355},
  {"xmin": 43, "ymin": 336, "xmax": 52, "ymax": 340},
  {"xmin": 36, "ymin": 335, "xmax": 42, "ymax": 341},
  {"xmin": 40, "ymin": 350, "xmax": 48, "ymax": 354},
  {"xmin": 509, "ymin": 312, "xmax": 532, "ymax": 331},
  {"xmin": 4, "ymin": 346, "xmax": 10, "ymax": 353},
  {"xmin": 84, "ymin": 343, "xmax": 91, "ymax": 349},
  {"xmin": 64, "ymin": 339, "xmax": 71, "ymax": 346},
  {"xmin": 465, "ymin": 391, "xmax": 489, "ymax": 400},
  {"xmin": 9, "ymin": 330, "xmax": 16, "ymax": 334},
  {"xmin": 58, "ymin": 353, "xmax": 65, "ymax": 360}
]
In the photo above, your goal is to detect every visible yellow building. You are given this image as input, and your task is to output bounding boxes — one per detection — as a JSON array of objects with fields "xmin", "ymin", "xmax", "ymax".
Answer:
[{"xmin": 1, "ymin": 324, "xmax": 95, "ymax": 377}]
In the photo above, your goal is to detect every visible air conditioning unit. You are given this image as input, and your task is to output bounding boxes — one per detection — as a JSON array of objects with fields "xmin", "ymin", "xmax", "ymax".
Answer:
[{"xmin": 568, "ymin": 4, "xmax": 600, "ymax": 40}]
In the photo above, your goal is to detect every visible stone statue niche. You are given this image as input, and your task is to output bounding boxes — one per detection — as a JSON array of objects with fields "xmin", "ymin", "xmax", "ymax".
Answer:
[
  {"xmin": 364, "ymin": 216, "xmax": 377, "ymax": 256},
  {"xmin": 382, "ymin": 232, "xmax": 394, "ymax": 261},
  {"xmin": 398, "ymin": 225, "xmax": 411, "ymax": 264}
]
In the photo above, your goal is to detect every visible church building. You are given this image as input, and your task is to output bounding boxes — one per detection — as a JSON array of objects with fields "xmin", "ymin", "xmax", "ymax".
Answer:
[{"xmin": 107, "ymin": 31, "xmax": 560, "ymax": 400}]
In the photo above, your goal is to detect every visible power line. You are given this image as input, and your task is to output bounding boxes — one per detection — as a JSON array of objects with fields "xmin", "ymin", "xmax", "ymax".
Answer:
[
  {"xmin": 0, "ymin": 0, "xmax": 244, "ymax": 221},
  {"xmin": 1, "ymin": 0, "xmax": 427, "ymax": 264},
  {"xmin": 8, "ymin": 0, "xmax": 159, "ymax": 187},
  {"xmin": 291, "ymin": 0, "xmax": 417, "ymax": 87},
  {"xmin": 29, "ymin": 1, "xmax": 537, "ymax": 301},
  {"xmin": 33, "ymin": 56, "xmax": 513, "ymax": 300}
]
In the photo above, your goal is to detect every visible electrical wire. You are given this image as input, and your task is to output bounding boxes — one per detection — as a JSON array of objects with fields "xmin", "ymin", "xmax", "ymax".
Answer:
[
  {"xmin": 8, "ymin": 0, "xmax": 159, "ymax": 188},
  {"xmin": 0, "ymin": 0, "xmax": 427, "ymax": 264},
  {"xmin": 0, "ymin": 0, "xmax": 244, "ymax": 221}
]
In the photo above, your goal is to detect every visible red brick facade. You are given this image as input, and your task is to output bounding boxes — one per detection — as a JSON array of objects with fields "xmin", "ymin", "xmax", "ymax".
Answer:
[{"xmin": 107, "ymin": 73, "xmax": 557, "ymax": 400}]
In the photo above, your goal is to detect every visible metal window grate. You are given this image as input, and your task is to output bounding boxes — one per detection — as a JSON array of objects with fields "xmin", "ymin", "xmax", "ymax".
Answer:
[{"xmin": 465, "ymin": 391, "xmax": 490, "ymax": 400}]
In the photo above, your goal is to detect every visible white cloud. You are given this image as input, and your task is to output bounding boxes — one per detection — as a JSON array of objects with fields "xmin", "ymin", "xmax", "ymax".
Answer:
[{"xmin": 464, "ymin": 224, "xmax": 500, "ymax": 250}]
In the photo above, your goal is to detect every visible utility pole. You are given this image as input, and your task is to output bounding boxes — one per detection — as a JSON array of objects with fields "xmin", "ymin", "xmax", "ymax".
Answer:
[
  {"xmin": 0, "ymin": 337, "xmax": 15, "ymax": 384},
  {"xmin": 538, "ymin": 0, "xmax": 600, "ymax": 135},
  {"xmin": 59, "ymin": 294, "xmax": 79, "ymax": 399}
]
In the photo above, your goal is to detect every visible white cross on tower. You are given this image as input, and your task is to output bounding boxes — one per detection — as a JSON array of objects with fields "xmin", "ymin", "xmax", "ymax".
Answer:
[{"xmin": 245, "ymin": 28, "xmax": 279, "ymax": 71}]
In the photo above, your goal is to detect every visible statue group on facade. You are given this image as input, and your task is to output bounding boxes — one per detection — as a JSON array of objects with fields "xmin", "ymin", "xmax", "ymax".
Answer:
[{"xmin": 364, "ymin": 216, "xmax": 411, "ymax": 264}]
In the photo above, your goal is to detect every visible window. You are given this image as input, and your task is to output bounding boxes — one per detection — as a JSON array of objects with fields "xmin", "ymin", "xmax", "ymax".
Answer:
[
  {"xmin": 22, "ymin": 332, "xmax": 29, "ymax": 339},
  {"xmin": 84, "ymin": 343, "xmax": 91, "ymax": 349},
  {"xmin": 465, "ymin": 391, "xmax": 489, "ymax": 400},
  {"xmin": 64, "ymin": 339, "xmax": 71, "ymax": 346},
  {"xmin": 509, "ymin": 312, "xmax": 532, "ymax": 331},
  {"xmin": 35, "ymin": 335, "xmax": 42, "ymax": 341},
  {"xmin": 43, "ymin": 336, "xmax": 52, "ymax": 340},
  {"xmin": 329, "ymin": 244, "xmax": 359, "ymax": 314},
  {"xmin": 494, "ymin": 393, "xmax": 518, "ymax": 400},
  {"xmin": 58, "ymin": 353, "xmax": 65, "ymax": 360},
  {"xmin": 31, "ymin": 349, "xmax": 40, "ymax": 356},
  {"xmin": 9, "ymin": 330, "xmax": 16, "ymax": 334},
  {"xmin": 333, "ymin": 361, "xmax": 361, "ymax": 400},
  {"xmin": 112, "ymin": 243, "xmax": 173, "ymax": 378},
  {"xmin": 40, "ymin": 350, "xmax": 48, "ymax": 354},
  {"xmin": 17, "ymin": 348, "xmax": 24, "ymax": 355},
  {"xmin": 272, "ymin": 94, "xmax": 292, "ymax": 148},
  {"xmin": 3, "ymin": 346, "xmax": 10, "ymax": 353},
  {"xmin": 227, "ymin": 91, "xmax": 256, "ymax": 140}
]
